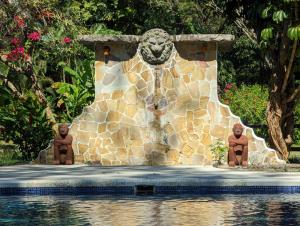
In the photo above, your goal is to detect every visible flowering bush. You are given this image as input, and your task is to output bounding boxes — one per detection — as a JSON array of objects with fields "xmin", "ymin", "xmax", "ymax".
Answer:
[{"xmin": 0, "ymin": 2, "xmax": 94, "ymax": 161}]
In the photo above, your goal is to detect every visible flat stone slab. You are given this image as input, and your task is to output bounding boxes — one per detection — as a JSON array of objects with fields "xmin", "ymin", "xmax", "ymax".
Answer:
[
  {"xmin": 78, "ymin": 34, "xmax": 234, "ymax": 43},
  {"xmin": 78, "ymin": 34, "xmax": 235, "ymax": 51},
  {"xmin": 0, "ymin": 165, "xmax": 299, "ymax": 188},
  {"xmin": 78, "ymin": 35, "xmax": 140, "ymax": 44}
]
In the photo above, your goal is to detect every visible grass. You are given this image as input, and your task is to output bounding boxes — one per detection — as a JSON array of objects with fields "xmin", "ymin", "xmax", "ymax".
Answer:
[
  {"xmin": 288, "ymin": 151, "xmax": 300, "ymax": 164},
  {"xmin": 0, "ymin": 151, "xmax": 24, "ymax": 166},
  {"xmin": 288, "ymin": 144, "xmax": 300, "ymax": 163}
]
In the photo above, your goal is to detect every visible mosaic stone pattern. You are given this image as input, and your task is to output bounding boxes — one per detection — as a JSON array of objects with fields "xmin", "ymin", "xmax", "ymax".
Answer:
[
  {"xmin": 59, "ymin": 40, "xmax": 284, "ymax": 167},
  {"xmin": 37, "ymin": 31, "xmax": 284, "ymax": 166}
]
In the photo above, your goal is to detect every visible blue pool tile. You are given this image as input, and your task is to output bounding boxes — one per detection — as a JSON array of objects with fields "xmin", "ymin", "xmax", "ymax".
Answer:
[
  {"xmin": 0, "ymin": 186, "xmax": 134, "ymax": 196},
  {"xmin": 1, "ymin": 186, "xmax": 300, "ymax": 196}
]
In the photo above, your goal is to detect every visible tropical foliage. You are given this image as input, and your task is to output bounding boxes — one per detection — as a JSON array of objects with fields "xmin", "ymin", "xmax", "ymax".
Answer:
[{"xmin": 221, "ymin": 84, "xmax": 269, "ymax": 139}]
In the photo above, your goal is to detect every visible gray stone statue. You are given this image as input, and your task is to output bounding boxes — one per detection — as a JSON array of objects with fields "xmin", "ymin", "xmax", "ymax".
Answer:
[{"xmin": 139, "ymin": 28, "xmax": 173, "ymax": 65}]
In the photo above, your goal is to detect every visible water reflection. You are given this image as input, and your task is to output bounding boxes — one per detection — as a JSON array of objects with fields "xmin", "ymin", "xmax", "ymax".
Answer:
[{"xmin": 0, "ymin": 194, "xmax": 300, "ymax": 225}]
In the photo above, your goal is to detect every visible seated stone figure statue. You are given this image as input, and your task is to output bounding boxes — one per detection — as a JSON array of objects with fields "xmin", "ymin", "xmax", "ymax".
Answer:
[
  {"xmin": 228, "ymin": 123, "xmax": 248, "ymax": 167},
  {"xmin": 53, "ymin": 123, "xmax": 73, "ymax": 165}
]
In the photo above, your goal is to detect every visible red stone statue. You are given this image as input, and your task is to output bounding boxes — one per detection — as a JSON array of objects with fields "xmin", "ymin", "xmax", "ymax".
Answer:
[
  {"xmin": 53, "ymin": 123, "xmax": 73, "ymax": 165},
  {"xmin": 228, "ymin": 123, "xmax": 248, "ymax": 167}
]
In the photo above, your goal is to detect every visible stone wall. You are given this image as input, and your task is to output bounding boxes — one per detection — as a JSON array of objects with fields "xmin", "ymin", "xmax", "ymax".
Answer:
[{"xmin": 65, "ymin": 35, "xmax": 284, "ymax": 166}]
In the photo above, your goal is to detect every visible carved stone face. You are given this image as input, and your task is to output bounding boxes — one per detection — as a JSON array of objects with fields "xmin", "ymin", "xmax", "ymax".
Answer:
[
  {"xmin": 233, "ymin": 123, "xmax": 243, "ymax": 138},
  {"xmin": 140, "ymin": 29, "xmax": 173, "ymax": 65},
  {"xmin": 59, "ymin": 124, "xmax": 69, "ymax": 136}
]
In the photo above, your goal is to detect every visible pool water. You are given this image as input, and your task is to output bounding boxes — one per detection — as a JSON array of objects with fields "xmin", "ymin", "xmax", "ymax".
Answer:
[{"xmin": 1, "ymin": 194, "xmax": 300, "ymax": 225}]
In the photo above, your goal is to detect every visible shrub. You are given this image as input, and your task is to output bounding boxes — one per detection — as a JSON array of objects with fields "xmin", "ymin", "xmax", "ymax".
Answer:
[
  {"xmin": 221, "ymin": 84, "xmax": 269, "ymax": 140},
  {"xmin": 0, "ymin": 94, "xmax": 53, "ymax": 161},
  {"xmin": 51, "ymin": 60, "xmax": 95, "ymax": 122},
  {"xmin": 209, "ymin": 139, "xmax": 228, "ymax": 165},
  {"xmin": 0, "ymin": 1, "xmax": 95, "ymax": 161}
]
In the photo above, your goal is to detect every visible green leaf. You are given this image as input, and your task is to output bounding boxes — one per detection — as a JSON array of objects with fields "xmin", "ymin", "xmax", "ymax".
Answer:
[
  {"xmin": 57, "ymin": 83, "xmax": 71, "ymax": 94},
  {"xmin": 51, "ymin": 82, "xmax": 61, "ymax": 89},
  {"xmin": 57, "ymin": 62, "xmax": 66, "ymax": 67},
  {"xmin": 261, "ymin": 28, "xmax": 273, "ymax": 40},
  {"xmin": 0, "ymin": 61, "xmax": 9, "ymax": 77},
  {"xmin": 259, "ymin": 40, "xmax": 268, "ymax": 49},
  {"xmin": 261, "ymin": 6, "xmax": 272, "ymax": 19},
  {"xmin": 272, "ymin": 10, "xmax": 288, "ymax": 23},
  {"xmin": 33, "ymin": 60, "xmax": 47, "ymax": 76},
  {"xmin": 56, "ymin": 25, "xmax": 65, "ymax": 39},
  {"xmin": 41, "ymin": 35, "xmax": 51, "ymax": 42},
  {"xmin": 63, "ymin": 66, "xmax": 80, "ymax": 78},
  {"xmin": 45, "ymin": 87, "xmax": 57, "ymax": 97},
  {"xmin": 288, "ymin": 26, "xmax": 300, "ymax": 40}
]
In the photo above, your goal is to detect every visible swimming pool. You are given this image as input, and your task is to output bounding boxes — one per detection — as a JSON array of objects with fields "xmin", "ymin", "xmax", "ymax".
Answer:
[{"xmin": 1, "ymin": 194, "xmax": 300, "ymax": 225}]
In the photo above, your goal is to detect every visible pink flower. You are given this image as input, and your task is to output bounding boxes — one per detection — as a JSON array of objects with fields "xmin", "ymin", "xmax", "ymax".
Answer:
[
  {"xmin": 15, "ymin": 47, "xmax": 24, "ymax": 54},
  {"xmin": 6, "ymin": 47, "xmax": 25, "ymax": 61},
  {"xmin": 11, "ymin": 37, "xmax": 21, "ymax": 46},
  {"xmin": 27, "ymin": 31, "xmax": 41, "ymax": 41},
  {"xmin": 14, "ymin": 16, "xmax": 25, "ymax": 28},
  {"xmin": 63, "ymin": 37, "xmax": 72, "ymax": 44},
  {"xmin": 225, "ymin": 83, "xmax": 233, "ymax": 90},
  {"xmin": 7, "ymin": 52, "xmax": 18, "ymax": 61}
]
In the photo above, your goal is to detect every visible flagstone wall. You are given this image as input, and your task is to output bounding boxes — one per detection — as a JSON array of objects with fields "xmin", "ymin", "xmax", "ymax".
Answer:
[
  {"xmin": 38, "ymin": 30, "xmax": 285, "ymax": 166},
  {"xmin": 66, "ymin": 32, "xmax": 284, "ymax": 166}
]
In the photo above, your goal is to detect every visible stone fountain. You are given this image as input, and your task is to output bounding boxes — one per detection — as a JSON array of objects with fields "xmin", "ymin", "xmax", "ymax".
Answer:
[{"xmin": 38, "ymin": 29, "xmax": 285, "ymax": 166}]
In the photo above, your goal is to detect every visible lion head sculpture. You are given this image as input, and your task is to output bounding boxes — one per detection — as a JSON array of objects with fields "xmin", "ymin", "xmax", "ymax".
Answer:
[{"xmin": 139, "ymin": 29, "xmax": 173, "ymax": 65}]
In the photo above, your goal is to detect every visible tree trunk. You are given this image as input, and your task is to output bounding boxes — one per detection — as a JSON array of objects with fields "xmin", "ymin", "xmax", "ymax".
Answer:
[
  {"xmin": 267, "ymin": 91, "xmax": 295, "ymax": 160},
  {"xmin": 266, "ymin": 72, "xmax": 289, "ymax": 160},
  {"xmin": 265, "ymin": 16, "xmax": 298, "ymax": 160}
]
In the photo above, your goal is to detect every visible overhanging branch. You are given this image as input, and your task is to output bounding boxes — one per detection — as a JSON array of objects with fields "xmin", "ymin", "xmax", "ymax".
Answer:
[
  {"xmin": 281, "ymin": 40, "xmax": 298, "ymax": 94},
  {"xmin": 0, "ymin": 74, "xmax": 26, "ymax": 101},
  {"xmin": 206, "ymin": 0, "xmax": 258, "ymax": 44},
  {"xmin": 287, "ymin": 85, "xmax": 300, "ymax": 103}
]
